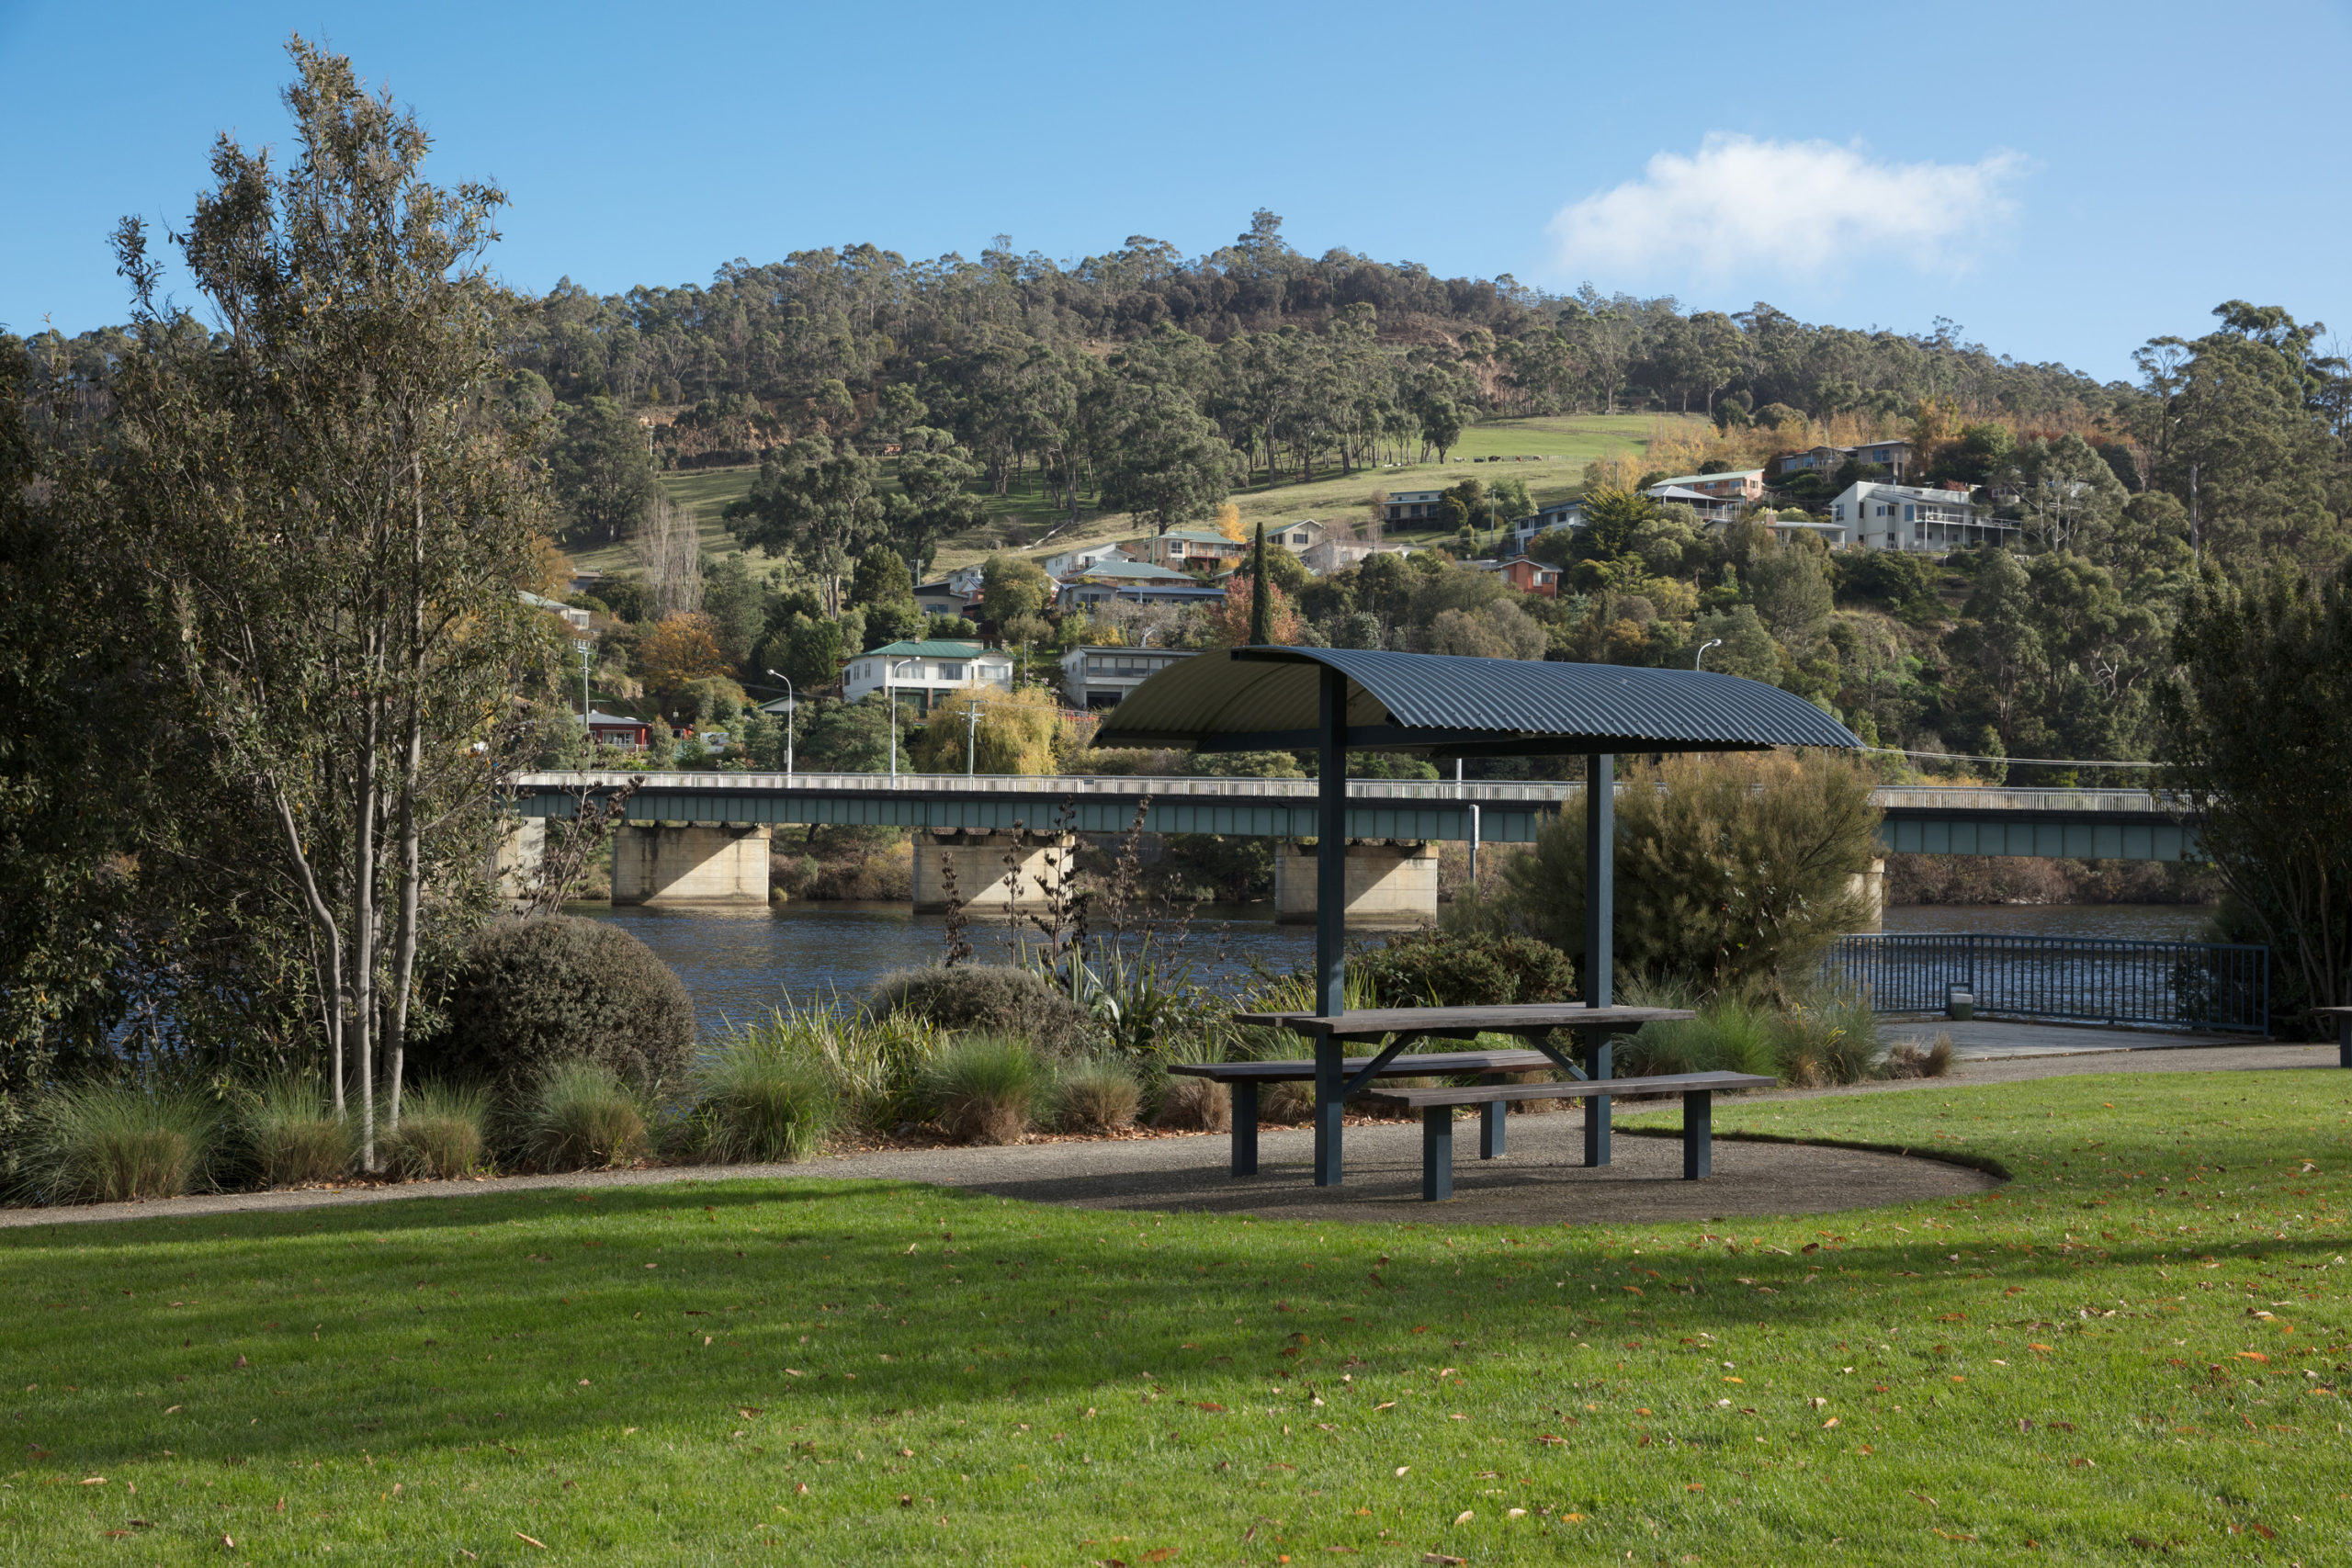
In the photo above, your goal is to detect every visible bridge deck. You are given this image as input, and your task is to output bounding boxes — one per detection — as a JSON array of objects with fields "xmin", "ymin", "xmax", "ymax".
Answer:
[{"xmin": 507, "ymin": 773, "xmax": 2197, "ymax": 857}]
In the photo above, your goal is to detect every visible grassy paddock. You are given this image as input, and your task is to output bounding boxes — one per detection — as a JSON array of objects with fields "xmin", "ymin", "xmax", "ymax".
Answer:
[{"xmin": 3, "ymin": 1070, "xmax": 2346, "ymax": 1563}]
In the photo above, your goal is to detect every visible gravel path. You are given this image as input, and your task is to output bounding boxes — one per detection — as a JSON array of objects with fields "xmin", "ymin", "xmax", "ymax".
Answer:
[{"xmin": 1, "ymin": 1042, "xmax": 2332, "ymax": 1233}]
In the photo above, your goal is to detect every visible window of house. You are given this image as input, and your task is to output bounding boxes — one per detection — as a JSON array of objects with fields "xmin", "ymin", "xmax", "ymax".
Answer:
[{"xmin": 941, "ymin": 663, "xmax": 964, "ymax": 682}]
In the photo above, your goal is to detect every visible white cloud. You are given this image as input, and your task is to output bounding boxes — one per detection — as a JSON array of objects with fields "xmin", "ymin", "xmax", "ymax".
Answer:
[{"xmin": 1548, "ymin": 134, "xmax": 2026, "ymax": 282}]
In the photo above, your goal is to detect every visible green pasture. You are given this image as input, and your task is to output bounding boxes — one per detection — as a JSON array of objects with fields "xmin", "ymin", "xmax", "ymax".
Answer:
[
  {"xmin": 561, "ymin": 413, "xmax": 1691, "ymax": 578},
  {"xmin": 10, "ymin": 1068, "xmax": 2340, "ymax": 1564}
]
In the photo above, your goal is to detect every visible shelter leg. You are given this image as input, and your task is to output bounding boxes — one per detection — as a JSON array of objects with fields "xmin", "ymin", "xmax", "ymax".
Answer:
[
  {"xmin": 1582, "ymin": 1037, "xmax": 1612, "ymax": 1168},
  {"xmin": 1314, "ymin": 1039, "xmax": 1344, "ymax": 1188},
  {"xmin": 1479, "ymin": 1076, "xmax": 1506, "ymax": 1159},
  {"xmin": 1682, "ymin": 1090, "xmax": 1712, "ymax": 1180},
  {"xmin": 1422, "ymin": 1108, "xmax": 1453, "ymax": 1201},
  {"xmin": 2340, "ymin": 1017, "xmax": 2351, "ymax": 1070},
  {"xmin": 1232, "ymin": 1081, "xmax": 1259, "ymax": 1178}
]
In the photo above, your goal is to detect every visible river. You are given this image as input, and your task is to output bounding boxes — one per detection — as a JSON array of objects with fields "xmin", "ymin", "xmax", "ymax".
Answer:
[{"xmin": 577, "ymin": 900, "xmax": 2218, "ymax": 1040}]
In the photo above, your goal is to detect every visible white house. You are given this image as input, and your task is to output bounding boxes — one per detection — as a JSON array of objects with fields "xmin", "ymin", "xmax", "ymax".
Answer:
[
  {"xmin": 1039, "ymin": 543, "xmax": 1130, "ymax": 579},
  {"xmin": 839, "ymin": 639, "xmax": 1014, "ymax": 714},
  {"xmin": 1831, "ymin": 482, "xmax": 2014, "ymax": 554},
  {"xmin": 1647, "ymin": 468, "xmax": 1766, "ymax": 503},
  {"xmin": 1059, "ymin": 646, "xmax": 1198, "ymax": 710}
]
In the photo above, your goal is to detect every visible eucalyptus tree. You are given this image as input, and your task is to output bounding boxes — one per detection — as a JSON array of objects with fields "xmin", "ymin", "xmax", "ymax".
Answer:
[
  {"xmin": 727, "ymin": 437, "xmax": 884, "ymax": 615},
  {"xmin": 105, "ymin": 39, "xmax": 555, "ymax": 1162}
]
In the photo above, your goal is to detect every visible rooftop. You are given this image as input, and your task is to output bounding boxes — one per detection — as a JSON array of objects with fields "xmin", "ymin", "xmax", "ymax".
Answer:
[
  {"xmin": 863, "ymin": 639, "xmax": 996, "ymax": 659},
  {"xmin": 1651, "ymin": 469, "xmax": 1763, "ymax": 489},
  {"xmin": 1077, "ymin": 560, "xmax": 1204, "ymax": 582}
]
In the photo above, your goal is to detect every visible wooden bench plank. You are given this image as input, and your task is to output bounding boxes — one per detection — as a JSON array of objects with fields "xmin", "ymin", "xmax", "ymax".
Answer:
[
  {"xmin": 1369, "ymin": 1071, "xmax": 1777, "ymax": 1108},
  {"xmin": 1233, "ymin": 1005, "xmax": 1693, "ymax": 1035},
  {"xmin": 1169, "ymin": 1050, "xmax": 1557, "ymax": 1083}
]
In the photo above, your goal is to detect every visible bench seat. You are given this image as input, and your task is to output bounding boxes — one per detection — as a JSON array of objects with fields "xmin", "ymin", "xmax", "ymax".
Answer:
[
  {"xmin": 1368, "ymin": 1070, "xmax": 1779, "ymax": 1199},
  {"xmin": 1170, "ymin": 1052, "xmax": 1558, "ymax": 1175}
]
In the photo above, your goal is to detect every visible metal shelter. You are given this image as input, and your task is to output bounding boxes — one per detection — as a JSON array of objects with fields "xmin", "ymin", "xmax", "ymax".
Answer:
[{"xmin": 1095, "ymin": 648, "xmax": 1862, "ymax": 1019}]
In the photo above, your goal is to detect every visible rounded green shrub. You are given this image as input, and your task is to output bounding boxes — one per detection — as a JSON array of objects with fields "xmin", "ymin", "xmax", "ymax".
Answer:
[
  {"xmin": 435, "ymin": 916, "xmax": 695, "ymax": 1095},
  {"xmin": 17, "ymin": 1082, "xmax": 217, "ymax": 1204},
  {"xmin": 383, "ymin": 1083, "xmax": 490, "ymax": 1179},
  {"xmin": 1350, "ymin": 928, "xmax": 1576, "ymax": 1008},
  {"xmin": 869, "ymin": 964, "xmax": 1090, "ymax": 1056},
  {"xmin": 922, "ymin": 1034, "xmax": 1039, "ymax": 1145},
  {"xmin": 693, "ymin": 1032, "xmax": 841, "ymax": 1163}
]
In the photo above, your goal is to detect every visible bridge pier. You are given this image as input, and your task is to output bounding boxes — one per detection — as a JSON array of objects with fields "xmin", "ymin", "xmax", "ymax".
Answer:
[
  {"xmin": 1272, "ymin": 840, "xmax": 1440, "ymax": 926},
  {"xmin": 1849, "ymin": 856, "xmax": 1886, "ymax": 930},
  {"xmin": 492, "ymin": 816, "xmax": 548, "ymax": 903},
  {"xmin": 613, "ymin": 823, "xmax": 772, "ymax": 905},
  {"xmin": 912, "ymin": 829, "xmax": 1077, "ymax": 913}
]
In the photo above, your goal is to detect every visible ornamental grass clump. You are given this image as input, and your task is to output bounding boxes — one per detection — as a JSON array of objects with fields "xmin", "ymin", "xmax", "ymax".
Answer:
[
  {"xmin": 18, "ymin": 1082, "xmax": 217, "ymax": 1204},
  {"xmin": 924, "ymin": 1034, "xmax": 1039, "ymax": 1145},
  {"xmin": 1046, "ymin": 1057, "xmax": 1141, "ymax": 1134},
  {"xmin": 522, "ymin": 1062, "xmax": 649, "ymax": 1170},
  {"xmin": 382, "ymin": 1083, "xmax": 490, "ymax": 1179},
  {"xmin": 693, "ymin": 1022, "xmax": 842, "ymax": 1163},
  {"xmin": 1770, "ymin": 992, "xmax": 1883, "ymax": 1086},
  {"xmin": 235, "ymin": 1074, "xmax": 353, "ymax": 1188},
  {"xmin": 1150, "ymin": 1075, "xmax": 1229, "ymax": 1133}
]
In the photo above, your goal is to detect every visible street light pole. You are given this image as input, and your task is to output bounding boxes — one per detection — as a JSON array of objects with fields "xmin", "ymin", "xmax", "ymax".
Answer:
[
  {"xmin": 763, "ymin": 670, "xmax": 796, "ymax": 778},
  {"xmin": 964, "ymin": 699, "xmax": 983, "ymax": 775},
  {"xmin": 1695, "ymin": 637, "xmax": 1724, "ymax": 671}
]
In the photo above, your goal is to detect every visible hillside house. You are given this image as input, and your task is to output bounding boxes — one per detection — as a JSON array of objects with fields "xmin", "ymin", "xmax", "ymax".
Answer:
[
  {"xmin": 1057, "ymin": 559, "xmax": 1227, "ymax": 609},
  {"xmin": 839, "ymin": 639, "xmax": 1015, "ymax": 714},
  {"xmin": 1145, "ymin": 529, "xmax": 1245, "ymax": 570},
  {"xmin": 1831, "ymin": 481, "xmax": 2012, "ymax": 554},
  {"xmin": 1647, "ymin": 469, "xmax": 1766, "ymax": 503},
  {"xmin": 1510, "ymin": 501, "xmax": 1583, "ymax": 550},
  {"xmin": 1266, "ymin": 519, "xmax": 1326, "ymax": 551},
  {"xmin": 1039, "ymin": 543, "xmax": 1130, "ymax": 579},
  {"xmin": 1381, "ymin": 490, "xmax": 1444, "ymax": 525},
  {"xmin": 1645, "ymin": 483, "xmax": 1742, "ymax": 525},
  {"xmin": 1495, "ymin": 556, "xmax": 1562, "ymax": 598},
  {"xmin": 1059, "ymin": 646, "xmax": 1198, "ymax": 710},
  {"xmin": 912, "ymin": 563, "xmax": 987, "ymax": 616},
  {"xmin": 1771, "ymin": 441, "xmax": 1914, "ymax": 482},
  {"xmin": 585, "ymin": 710, "xmax": 651, "ymax": 748}
]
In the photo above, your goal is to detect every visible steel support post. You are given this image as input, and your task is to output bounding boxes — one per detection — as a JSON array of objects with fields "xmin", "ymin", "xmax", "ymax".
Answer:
[
  {"xmin": 1583, "ymin": 752, "xmax": 1614, "ymax": 1168},
  {"xmin": 1314, "ymin": 664, "xmax": 1349, "ymax": 1186}
]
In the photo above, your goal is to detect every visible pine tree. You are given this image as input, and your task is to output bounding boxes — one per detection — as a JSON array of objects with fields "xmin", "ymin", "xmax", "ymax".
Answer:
[{"xmin": 1249, "ymin": 523, "xmax": 1271, "ymax": 645}]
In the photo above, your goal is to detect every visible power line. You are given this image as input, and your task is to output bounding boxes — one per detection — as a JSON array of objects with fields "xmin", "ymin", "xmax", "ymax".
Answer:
[{"xmin": 1862, "ymin": 745, "xmax": 2164, "ymax": 771}]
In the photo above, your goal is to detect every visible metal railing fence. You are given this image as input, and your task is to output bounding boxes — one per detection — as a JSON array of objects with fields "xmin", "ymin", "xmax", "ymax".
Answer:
[{"xmin": 1824, "ymin": 932, "xmax": 2268, "ymax": 1034}]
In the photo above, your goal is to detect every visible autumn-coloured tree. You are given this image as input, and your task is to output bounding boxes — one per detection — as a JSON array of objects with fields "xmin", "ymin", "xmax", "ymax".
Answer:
[
  {"xmin": 1210, "ymin": 501, "xmax": 1244, "ymax": 542},
  {"xmin": 638, "ymin": 613, "xmax": 729, "ymax": 695},
  {"xmin": 910, "ymin": 686, "xmax": 1069, "ymax": 775},
  {"xmin": 1211, "ymin": 571, "xmax": 1300, "ymax": 647}
]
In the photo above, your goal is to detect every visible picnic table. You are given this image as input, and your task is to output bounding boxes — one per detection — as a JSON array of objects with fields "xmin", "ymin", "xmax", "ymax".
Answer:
[
  {"xmin": 2318, "ymin": 1007, "xmax": 2352, "ymax": 1068},
  {"xmin": 1196, "ymin": 1003, "xmax": 1694, "ymax": 1186}
]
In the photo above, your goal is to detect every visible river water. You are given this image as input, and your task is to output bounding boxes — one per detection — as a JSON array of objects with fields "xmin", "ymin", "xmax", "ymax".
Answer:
[{"xmin": 577, "ymin": 900, "xmax": 2217, "ymax": 1040}]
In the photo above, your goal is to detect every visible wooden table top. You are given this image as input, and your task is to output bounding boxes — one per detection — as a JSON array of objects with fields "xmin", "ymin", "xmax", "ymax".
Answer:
[
  {"xmin": 1169, "ymin": 1049, "xmax": 1561, "ymax": 1081},
  {"xmin": 1231, "ymin": 1004, "xmax": 1694, "ymax": 1036}
]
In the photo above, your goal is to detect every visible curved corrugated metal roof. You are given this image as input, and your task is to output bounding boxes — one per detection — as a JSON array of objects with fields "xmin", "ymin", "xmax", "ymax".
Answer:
[{"xmin": 1093, "ymin": 649, "xmax": 1860, "ymax": 755}]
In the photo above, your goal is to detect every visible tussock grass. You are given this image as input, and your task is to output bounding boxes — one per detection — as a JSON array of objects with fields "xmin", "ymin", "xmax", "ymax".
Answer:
[
  {"xmin": 1046, "ymin": 1057, "xmax": 1140, "ymax": 1134},
  {"xmin": 234, "ymin": 1074, "xmax": 352, "ymax": 1188},
  {"xmin": 519, "ymin": 1062, "xmax": 648, "ymax": 1170},
  {"xmin": 16, "ymin": 1081, "xmax": 217, "ymax": 1203},
  {"xmin": 382, "ymin": 1082, "xmax": 489, "ymax": 1179},
  {"xmin": 923, "ymin": 1034, "xmax": 1038, "ymax": 1144},
  {"xmin": 692, "ymin": 1024, "xmax": 842, "ymax": 1163}
]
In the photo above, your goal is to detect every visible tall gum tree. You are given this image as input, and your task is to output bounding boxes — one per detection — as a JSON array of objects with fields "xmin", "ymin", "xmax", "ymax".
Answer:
[{"xmin": 107, "ymin": 39, "xmax": 554, "ymax": 1164}]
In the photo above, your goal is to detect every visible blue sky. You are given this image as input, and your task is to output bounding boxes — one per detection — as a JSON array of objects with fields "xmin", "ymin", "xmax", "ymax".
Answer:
[{"xmin": 4, "ymin": 0, "xmax": 2347, "ymax": 381}]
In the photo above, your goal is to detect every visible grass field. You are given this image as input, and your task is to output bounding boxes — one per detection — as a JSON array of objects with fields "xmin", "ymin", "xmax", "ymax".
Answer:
[
  {"xmin": 562, "ymin": 413, "xmax": 1697, "ymax": 578},
  {"xmin": 4, "ymin": 1070, "xmax": 2347, "ymax": 1563}
]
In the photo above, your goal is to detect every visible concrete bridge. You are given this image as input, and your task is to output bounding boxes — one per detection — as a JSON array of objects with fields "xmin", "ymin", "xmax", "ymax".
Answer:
[{"xmin": 505, "ymin": 771, "xmax": 2197, "ymax": 922}]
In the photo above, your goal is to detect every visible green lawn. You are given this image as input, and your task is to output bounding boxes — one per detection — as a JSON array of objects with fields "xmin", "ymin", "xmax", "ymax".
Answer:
[
  {"xmin": 11, "ymin": 1069, "xmax": 2343, "ymax": 1563},
  {"xmin": 563, "ymin": 413, "xmax": 1691, "ymax": 578}
]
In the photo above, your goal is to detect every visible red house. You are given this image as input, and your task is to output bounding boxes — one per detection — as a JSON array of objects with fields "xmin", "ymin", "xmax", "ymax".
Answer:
[
  {"xmin": 1497, "ymin": 556, "xmax": 1561, "ymax": 599},
  {"xmin": 585, "ymin": 709, "xmax": 651, "ymax": 748}
]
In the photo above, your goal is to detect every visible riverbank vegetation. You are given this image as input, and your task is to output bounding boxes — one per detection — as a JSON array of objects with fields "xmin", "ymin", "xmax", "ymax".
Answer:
[{"xmin": 2, "ymin": 1068, "xmax": 2345, "ymax": 1562}]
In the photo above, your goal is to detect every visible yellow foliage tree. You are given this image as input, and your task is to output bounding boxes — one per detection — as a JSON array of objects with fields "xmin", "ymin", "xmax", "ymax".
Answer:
[
  {"xmin": 638, "ymin": 612, "xmax": 729, "ymax": 695},
  {"xmin": 910, "ymin": 686, "xmax": 1069, "ymax": 775},
  {"xmin": 1210, "ymin": 501, "xmax": 1244, "ymax": 542}
]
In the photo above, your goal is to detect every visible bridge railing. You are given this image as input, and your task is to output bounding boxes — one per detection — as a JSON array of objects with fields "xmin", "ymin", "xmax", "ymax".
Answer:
[
  {"xmin": 1824, "ymin": 932, "xmax": 2267, "ymax": 1033},
  {"xmin": 511, "ymin": 772, "xmax": 2182, "ymax": 815}
]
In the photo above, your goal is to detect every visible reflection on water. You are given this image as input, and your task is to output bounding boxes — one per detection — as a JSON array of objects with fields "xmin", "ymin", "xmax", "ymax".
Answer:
[
  {"xmin": 579, "ymin": 899, "xmax": 2220, "ymax": 1039},
  {"xmin": 1880, "ymin": 904, "xmax": 2215, "ymax": 942}
]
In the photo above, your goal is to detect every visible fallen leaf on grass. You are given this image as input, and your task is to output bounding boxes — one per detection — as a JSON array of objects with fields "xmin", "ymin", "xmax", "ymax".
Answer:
[
  {"xmin": 1374, "ymin": 1402, "xmax": 1396, "ymax": 1412},
  {"xmin": 514, "ymin": 1532, "xmax": 547, "ymax": 1549},
  {"xmin": 2233, "ymin": 1352, "xmax": 2270, "ymax": 1364},
  {"xmin": 1421, "ymin": 1556, "xmax": 1465, "ymax": 1566},
  {"xmin": 1141, "ymin": 1551, "xmax": 1178, "ymax": 1562}
]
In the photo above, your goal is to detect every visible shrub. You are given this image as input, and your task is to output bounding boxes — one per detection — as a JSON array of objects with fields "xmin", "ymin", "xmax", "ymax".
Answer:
[
  {"xmin": 522, "ymin": 1062, "xmax": 650, "ymax": 1169},
  {"xmin": 1500, "ymin": 751, "xmax": 1880, "ymax": 997},
  {"xmin": 1261, "ymin": 1080, "xmax": 1316, "ymax": 1124},
  {"xmin": 1622, "ymin": 998, "xmax": 1780, "ymax": 1080},
  {"xmin": 924, "ymin": 1035, "xmax": 1039, "ymax": 1145},
  {"xmin": 1048, "ymin": 1058, "xmax": 1141, "ymax": 1134},
  {"xmin": 693, "ymin": 1026, "xmax": 842, "ymax": 1163},
  {"xmin": 1151, "ymin": 1076, "xmax": 1230, "ymax": 1133},
  {"xmin": 236, "ymin": 1075, "xmax": 352, "ymax": 1187},
  {"xmin": 18, "ymin": 1082, "xmax": 216, "ymax": 1204},
  {"xmin": 1886, "ymin": 1033, "xmax": 1955, "ymax": 1078},
  {"xmin": 436, "ymin": 916, "xmax": 696, "ymax": 1096},
  {"xmin": 869, "ymin": 964, "xmax": 1091, "ymax": 1056},
  {"xmin": 1348, "ymin": 927, "xmax": 1576, "ymax": 1008},
  {"xmin": 1771, "ymin": 994, "xmax": 1883, "ymax": 1087},
  {"xmin": 383, "ymin": 1083, "xmax": 489, "ymax": 1179}
]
